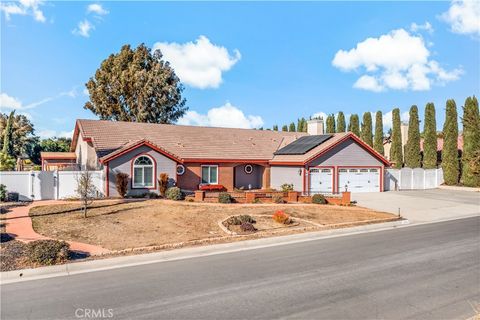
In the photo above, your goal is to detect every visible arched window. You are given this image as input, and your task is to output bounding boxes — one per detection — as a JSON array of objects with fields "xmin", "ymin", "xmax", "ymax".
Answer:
[{"xmin": 132, "ymin": 155, "xmax": 154, "ymax": 188}]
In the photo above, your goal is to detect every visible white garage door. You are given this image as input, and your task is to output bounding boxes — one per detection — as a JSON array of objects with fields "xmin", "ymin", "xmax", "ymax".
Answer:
[
  {"xmin": 309, "ymin": 168, "xmax": 333, "ymax": 194},
  {"xmin": 338, "ymin": 168, "xmax": 380, "ymax": 193}
]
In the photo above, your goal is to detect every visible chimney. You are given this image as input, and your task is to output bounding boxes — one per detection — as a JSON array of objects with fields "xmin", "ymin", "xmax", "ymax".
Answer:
[{"xmin": 307, "ymin": 118, "xmax": 324, "ymax": 135}]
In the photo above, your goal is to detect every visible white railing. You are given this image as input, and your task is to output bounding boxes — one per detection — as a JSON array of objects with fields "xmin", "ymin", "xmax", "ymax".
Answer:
[{"xmin": 384, "ymin": 168, "xmax": 443, "ymax": 191}]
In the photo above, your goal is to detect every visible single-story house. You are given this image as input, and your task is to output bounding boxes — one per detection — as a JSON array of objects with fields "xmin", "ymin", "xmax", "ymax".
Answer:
[{"xmin": 68, "ymin": 118, "xmax": 389, "ymax": 196}]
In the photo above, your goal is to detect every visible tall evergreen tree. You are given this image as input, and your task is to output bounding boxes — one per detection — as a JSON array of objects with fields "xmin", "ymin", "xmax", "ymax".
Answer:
[
  {"xmin": 390, "ymin": 108, "xmax": 403, "ymax": 168},
  {"xmin": 361, "ymin": 112, "xmax": 373, "ymax": 147},
  {"xmin": 296, "ymin": 118, "xmax": 303, "ymax": 132},
  {"xmin": 461, "ymin": 96, "xmax": 480, "ymax": 187},
  {"xmin": 336, "ymin": 112, "xmax": 346, "ymax": 133},
  {"xmin": 423, "ymin": 103, "xmax": 438, "ymax": 169},
  {"xmin": 289, "ymin": 122, "xmax": 296, "ymax": 132},
  {"xmin": 442, "ymin": 99, "xmax": 460, "ymax": 185},
  {"xmin": 348, "ymin": 114, "xmax": 360, "ymax": 137},
  {"xmin": 282, "ymin": 125, "xmax": 288, "ymax": 132},
  {"xmin": 326, "ymin": 114, "xmax": 335, "ymax": 133},
  {"xmin": 2, "ymin": 111, "xmax": 15, "ymax": 156},
  {"xmin": 301, "ymin": 117, "xmax": 307, "ymax": 132},
  {"xmin": 272, "ymin": 124, "xmax": 278, "ymax": 131},
  {"xmin": 405, "ymin": 105, "xmax": 421, "ymax": 168},
  {"xmin": 373, "ymin": 111, "xmax": 384, "ymax": 155}
]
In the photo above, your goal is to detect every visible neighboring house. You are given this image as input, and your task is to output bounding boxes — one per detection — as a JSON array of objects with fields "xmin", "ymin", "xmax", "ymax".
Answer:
[
  {"xmin": 63, "ymin": 118, "xmax": 389, "ymax": 196},
  {"xmin": 41, "ymin": 152, "xmax": 78, "ymax": 171}
]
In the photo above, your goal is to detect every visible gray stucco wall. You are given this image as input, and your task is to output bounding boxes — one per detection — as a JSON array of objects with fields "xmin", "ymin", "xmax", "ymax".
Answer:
[
  {"xmin": 108, "ymin": 145, "xmax": 177, "ymax": 197},
  {"xmin": 234, "ymin": 164, "xmax": 263, "ymax": 189},
  {"xmin": 270, "ymin": 166, "xmax": 303, "ymax": 191},
  {"xmin": 308, "ymin": 139, "xmax": 383, "ymax": 167}
]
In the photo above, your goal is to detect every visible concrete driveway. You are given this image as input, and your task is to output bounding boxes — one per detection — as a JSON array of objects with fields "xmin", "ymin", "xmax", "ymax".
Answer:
[{"xmin": 352, "ymin": 189, "xmax": 480, "ymax": 223}]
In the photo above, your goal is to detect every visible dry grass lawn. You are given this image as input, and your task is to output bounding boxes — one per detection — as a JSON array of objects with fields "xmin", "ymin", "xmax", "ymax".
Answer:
[{"xmin": 30, "ymin": 199, "xmax": 397, "ymax": 251}]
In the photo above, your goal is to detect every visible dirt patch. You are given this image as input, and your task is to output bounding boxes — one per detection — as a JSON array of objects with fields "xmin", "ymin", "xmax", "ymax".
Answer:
[
  {"xmin": 29, "ymin": 200, "xmax": 397, "ymax": 251},
  {"xmin": 0, "ymin": 220, "xmax": 29, "ymax": 271}
]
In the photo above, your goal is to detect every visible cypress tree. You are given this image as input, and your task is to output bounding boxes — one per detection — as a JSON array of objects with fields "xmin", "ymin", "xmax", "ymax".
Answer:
[
  {"xmin": 326, "ymin": 114, "xmax": 335, "ymax": 133},
  {"xmin": 405, "ymin": 105, "xmax": 421, "ymax": 168},
  {"xmin": 423, "ymin": 103, "xmax": 438, "ymax": 169},
  {"xmin": 289, "ymin": 122, "xmax": 296, "ymax": 132},
  {"xmin": 361, "ymin": 112, "xmax": 373, "ymax": 147},
  {"xmin": 348, "ymin": 114, "xmax": 360, "ymax": 137},
  {"xmin": 461, "ymin": 96, "xmax": 480, "ymax": 187},
  {"xmin": 2, "ymin": 111, "xmax": 15, "ymax": 156},
  {"xmin": 272, "ymin": 124, "xmax": 278, "ymax": 131},
  {"xmin": 282, "ymin": 125, "xmax": 288, "ymax": 132},
  {"xmin": 373, "ymin": 111, "xmax": 384, "ymax": 155},
  {"xmin": 390, "ymin": 108, "xmax": 403, "ymax": 168},
  {"xmin": 302, "ymin": 118, "xmax": 308, "ymax": 132},
  {"xmin": 442, "ymin": 99, "xmax": 460, "ymax": 185},
  {"xmin": 336, "ymin": 112, "xmax": 346, "ymax": 132}
]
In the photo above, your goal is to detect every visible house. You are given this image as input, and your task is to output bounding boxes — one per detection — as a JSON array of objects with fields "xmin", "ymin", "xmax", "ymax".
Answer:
[
  {"xmin": 67, "ymin": 118, "xmax": 389, "ymax": 196},
  {"xmin": 41, "ymin": 152, "xmax": 78, "ymax": 171}
]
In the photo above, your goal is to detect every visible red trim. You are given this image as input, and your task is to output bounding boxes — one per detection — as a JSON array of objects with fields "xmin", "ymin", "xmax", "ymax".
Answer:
[
  {"xmin": 302, "ymin": 167, "xmax": 306, "ymax": 194},
  {"xmin": 336, "ymin": 166, "xmax": 383, "ymax": 193},
  {"xmin": 41, "ymin": 156, "xmax": 77, "ymax": 160},
  {"xmin": 130, "ymin": 153, "xmax": 157, "ymax": 190},
  {"xmin": 101, "ymin": 140, "xmax": 182, "ymax": 164},
  {"xmin": 83, "ymin": 137, "xmax": 93, "ymax": 143},
  {"xmin": 307, "ymin": 166, "xmax": 335, "ymax": 194},
  {"xmin": 269, "ymin": 161, "xmax": 304, "ymax": 166},
  {"xmin": 184, "ymin": 159, "xmax": 269, "ymax": 164},
  {"xmin": 105, "ymin": 163, "xmax": 110, "ymax": 197}
]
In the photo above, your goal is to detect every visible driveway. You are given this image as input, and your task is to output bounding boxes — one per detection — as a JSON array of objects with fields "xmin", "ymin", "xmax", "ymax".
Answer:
[{"xmin": 353, "ymin": 189, "xmax": 480, "ymax": 223}]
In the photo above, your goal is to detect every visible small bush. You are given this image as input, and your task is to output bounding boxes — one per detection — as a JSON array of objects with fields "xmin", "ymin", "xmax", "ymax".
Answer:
[
  {"xmin": 225, "ymin": 215, "xmax": 256, "ymax": 226},
  {"xmin": 6, "ymin": 192, "xmax": 19, "ymax": 202},
  {"xmin": 272, "ymin": 210, "xmax": 290, "ymax": 224},
  {"xmin": 0, "ymin": 184, "xmax": 6, "ymax": 202},
  {"xmin": 312, "ymin": 194, "xmax": 327, "ymax": 204},
  {"xmin": 240, "ymin": 222, "xmax": 257, "ymax": 232},
  {"xmin": 218, "ymin": 192, "xmax": 232, "ymax": 204},
  {"xmin": 252, "ymin": 198, "xmax": 262, "ymax": 204},
  {"xmin": 280, "ymin": 183, "xmax": 294, "ymax": 192},
  {"xmin": 166, "ymin": 187, "xmax": 183, "ymax": 200},
  {"xmin": 158, "ymin": 173, "xmax": 169, "ymax": 197},
  {"xmin": 27, "ymin": 240, "xmax": 70, "ymax": 265},
  {"xmin": 115, "ymin": 173, "xmax": 129, "ymax": 198},
  {"xmin": 272, "ymin": 194, "xmax": 284, "ymax": 203},
  {"xmin": 147, "ymin": 192, "xmax": 159, "ymax": 199}
]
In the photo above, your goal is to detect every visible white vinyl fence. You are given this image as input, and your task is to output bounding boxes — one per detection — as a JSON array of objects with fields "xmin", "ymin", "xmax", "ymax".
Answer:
[
  {"xmin": 384, "ymin": 168, "xmax": 444, "ymax": 191},
  {"xmin": 0, "ymin": 170, "xmax": 104, "ymax": 201}
]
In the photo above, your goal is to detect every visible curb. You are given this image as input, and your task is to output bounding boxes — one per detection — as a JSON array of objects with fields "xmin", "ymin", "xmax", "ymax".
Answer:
[{"xmin": 1, "ymin": 219, "xmax": 409, "ymax": 284}]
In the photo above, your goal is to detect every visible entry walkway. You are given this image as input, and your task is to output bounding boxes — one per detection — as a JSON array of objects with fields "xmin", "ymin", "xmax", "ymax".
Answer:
[{"xmin": 3, "ymin": 201, "xmax": 110, "ymax": 256}]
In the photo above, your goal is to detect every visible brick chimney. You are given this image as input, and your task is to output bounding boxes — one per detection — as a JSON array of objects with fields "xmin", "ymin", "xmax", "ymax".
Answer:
[{"xmin": 307, "ymin": 118, "xmax": 324, "ymax": 135}]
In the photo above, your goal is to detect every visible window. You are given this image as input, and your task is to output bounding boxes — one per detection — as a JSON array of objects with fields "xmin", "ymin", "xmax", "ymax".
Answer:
[
  {"xmin": 132, "ymin": 155, "xmax": 154, "ymax": 188},
  {"xmin": 369, "ymin": 169, "xmax": 378, "ymax": 173},
  {"xmin": 349, "ymin": 169, "xmax": 358, "ymax": 173},
  {"xmin": 339, "ymin": 169, "xmax": 348, "ymax": 173},
  {"xmin": 244, "ymin": 164, "xmax": 253, "ymax": 174},
  {"xmin": 201, "ymin": 165, "xmax": 218, "ymax": 184},
  {"xmin": 321, "ymin": 169, "xmax": 331, "ymax": 173},
  {"xmin": 360, "ymin": 169, "xmax": 369, "ymax": 173},
  {"xmin": 176, "ymin": 164, "xmax": 185, "ymax": 175}
]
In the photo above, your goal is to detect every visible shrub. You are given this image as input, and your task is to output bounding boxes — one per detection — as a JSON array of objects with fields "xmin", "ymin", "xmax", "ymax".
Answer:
[
  {"xmin": 115, "ymin": 173, "xmax": 129, "ymax": 198},
  {"xmin": 252, "ymin": 198, "xmax": 262, "ymax": 204},
  {"xmin": 158, "ymin": 173, "xmax": 169, "ymax": 197},
  {"xmin": 27, "ymin": 240, "xmax": 70, "ymax": 265},
  {"xmin": 0, "ymin": 184, "xmax": 7, "ymax": 202},
  {"xmin": 166, "ymin": 187, "xmax": 183, "ymax": 200},
  {"xmin": 272, "ymin": 194, "xmax": 284, "ymax": 204},
  {"xmin": 272, "ymin": 210, "xmax": 290, "ymax": 224},
  {"xmin": 312, "ymin": 194, "xmax": 327, "ymax": 204},
  {"xmin": 147, "ymin": 192, "xmax": 159, "ymax": 199},
  {"xmin": 218, "ymin": 192, "xmax": 232, "ymax": 204},
  {"xmin": 240, "ymin": 222, "xmax": 257, "ymax": 232},
  {"xmin": 6, "ymin": 192, "xmax": 19, "ymax": 202},
  {"xmin": 280, "ymin": 183, "xmax": 294, "ymax": 192},
  {"xmin": 225, "ymin": 215, "xmax": 256, "ymax": 226}
]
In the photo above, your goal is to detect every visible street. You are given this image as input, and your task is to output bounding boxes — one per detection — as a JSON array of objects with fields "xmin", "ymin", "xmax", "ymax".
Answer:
[{"xmin": 2, "ymin": 216, "xmax": 480, "ymax": 320}]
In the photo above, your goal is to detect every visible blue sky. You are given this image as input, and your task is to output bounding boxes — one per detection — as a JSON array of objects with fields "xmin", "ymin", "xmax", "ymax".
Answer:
[{"xmin": 1, "ymin": 1, "xmax": 479, "ymax": 138}]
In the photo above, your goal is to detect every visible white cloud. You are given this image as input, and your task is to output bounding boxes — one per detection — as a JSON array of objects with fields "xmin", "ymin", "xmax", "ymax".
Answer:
[
  {"xmin": 153, "ymin": 36, "xmax": 241, "ymax": 89},
  {"xmin": 0, "ymin": 88, "xmax": 78, "ymax": 111},
  {"xmin": 410, "ymin": 22, "xmax": 434, "ymax": 34},
  {"xmin": 0, "ymin": 93, "xmax": 23, "ymax": 110},
  {"xmin": 72, "ymin": 20, "xmax": 94, "ymax": 38},
  {"xmin": 0, "ymin": 0, "xmax": 45, "ymax": 22},
  {"xmin": 332, "ymin": 28, "xmax": 463, "ymax": 92},
  {"xmin": 177, "ymin": 102, "xmax": 263, "ymax": 129},
  {"xmin": 87, "ymin": 3, "xmax": 109, "ymax": 15},
  {"xmin": 440, "ymin": 0, "xmax": 480, "ymax": 36},
  {"xmin": 382, "ymin": 110, "xmax": 410, "ymax": 129},
  {"xmin": 38, "ymin": 129, "xmax": 74, "ymax": 139}
]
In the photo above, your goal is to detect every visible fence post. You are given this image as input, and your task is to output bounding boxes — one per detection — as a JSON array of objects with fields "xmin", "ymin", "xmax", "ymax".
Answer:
[
  {"xmin": 54, "ymin": 170, "xmax": 59, "ymax": 200},
  {"xmin": 423, "ymin": 169, "xmax": 426, "ymax": 190},
  {"xmin": 29, "ymin": 170, "xmax": 34, "ymax": 200},
  {"xmin": 398, "ymin": 169, "xmax": 401, "ymax": 191}
]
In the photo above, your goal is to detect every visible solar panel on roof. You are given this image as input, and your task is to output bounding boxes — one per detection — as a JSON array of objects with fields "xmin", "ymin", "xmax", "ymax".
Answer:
[{"xmin": 274, "ymin": 135, "xmax": 333, "ymax": 155}]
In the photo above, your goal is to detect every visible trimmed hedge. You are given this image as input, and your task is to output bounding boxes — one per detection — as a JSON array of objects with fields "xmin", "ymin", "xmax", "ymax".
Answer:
[
  {"xmin": 312, "ymin": 194, "xmax": 327, "ymax": 204},
  {"xmin": 218, "ymin": 192, "xmax": 232, "ymax": 204},
  {"xmin": 165, "ymin": 187, "xmax": 183, "ymax": 200}
]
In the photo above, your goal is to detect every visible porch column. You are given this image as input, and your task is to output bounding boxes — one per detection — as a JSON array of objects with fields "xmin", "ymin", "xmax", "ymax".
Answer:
[{"xmin": 262, "ymin": 165, "xmax": 271, "ymax": 189}]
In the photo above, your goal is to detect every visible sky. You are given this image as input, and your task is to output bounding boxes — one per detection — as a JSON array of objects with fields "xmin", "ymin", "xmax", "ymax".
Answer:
[{"xmin": 1, "ymin": 1, "xmax": 479, "ymax": 139}]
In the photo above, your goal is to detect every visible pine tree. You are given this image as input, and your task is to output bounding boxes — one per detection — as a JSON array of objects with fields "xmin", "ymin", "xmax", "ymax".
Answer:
[
  {"xmin": 282, "ymin": 125, "xmax": 288, "ymax": 132},
  {"xmin": 373, "ymin": 111, "xmax": 384, "ymax": 155},
  {"xmin": 301, "ymin": 117, "xmax": 307, "ymax": 132},
  {"xmin": 361, "ymin": 112, "xmax": 373, "ymax": 147},
  {"xmin": 442, "ymin": 99, "xmax": 460, "ymax": 185},
  {"xmin": 336, "ymin": 112, "xmax": 346, "ymax": 133},
  {"xmin": 423, "ymin": 103, "xmax": 437, "ymax": 169},
  {"xmin": 326, "ymin": 114, "xmax": 335, "ymax": 133},
  {"xmin": 348, "ymin": 114, "xmax": 360, "ymax": 137},
  {"xmin": 390, "ymin": 108, "xmax": 403, "ymax": 168},
  {"xmin": 272, "ymin": 125, "xmax": 278, "ymax": 131},
  {"xmin": 405, "ymin": 105, "xmax": 421, "ymax": 168},
  {"xmin": 2, "ymin": 111, "xmax": 15, "ymax": 156},
  {"xmin": 461, "ymin": 96, "xmax": 480, "ymax": 187},
  {"xmin": 296, "ymin": 119, "xmax": 303, "ymax": 132},
  {"xmin": 289, "ymin": 122, "xmax": 296, "ymax": 132}
]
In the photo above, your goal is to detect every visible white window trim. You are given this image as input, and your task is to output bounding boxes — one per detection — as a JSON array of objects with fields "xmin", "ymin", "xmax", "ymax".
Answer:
[
  {"xmin": 132, "ymin": 155, "xmax": 155, "ymax": 189},
  {"xmin": 201, "ymin": 165, "xmax": 219, "ymax": 185}
]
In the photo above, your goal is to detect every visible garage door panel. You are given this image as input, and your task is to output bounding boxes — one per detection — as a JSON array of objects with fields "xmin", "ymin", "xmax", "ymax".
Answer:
[
  {"xmin": 309, "ymin": 168, "xmax": 333, "ymax": 194},
  {"xmin": 338, "ymin": 168, "xmax": 380, "ymax": 193}
]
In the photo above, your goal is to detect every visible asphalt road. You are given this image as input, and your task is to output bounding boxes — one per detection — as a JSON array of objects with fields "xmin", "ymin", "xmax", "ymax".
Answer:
[{"xmin": 2, "ymin": 217, "xmax": 480, "ymax": 320}]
